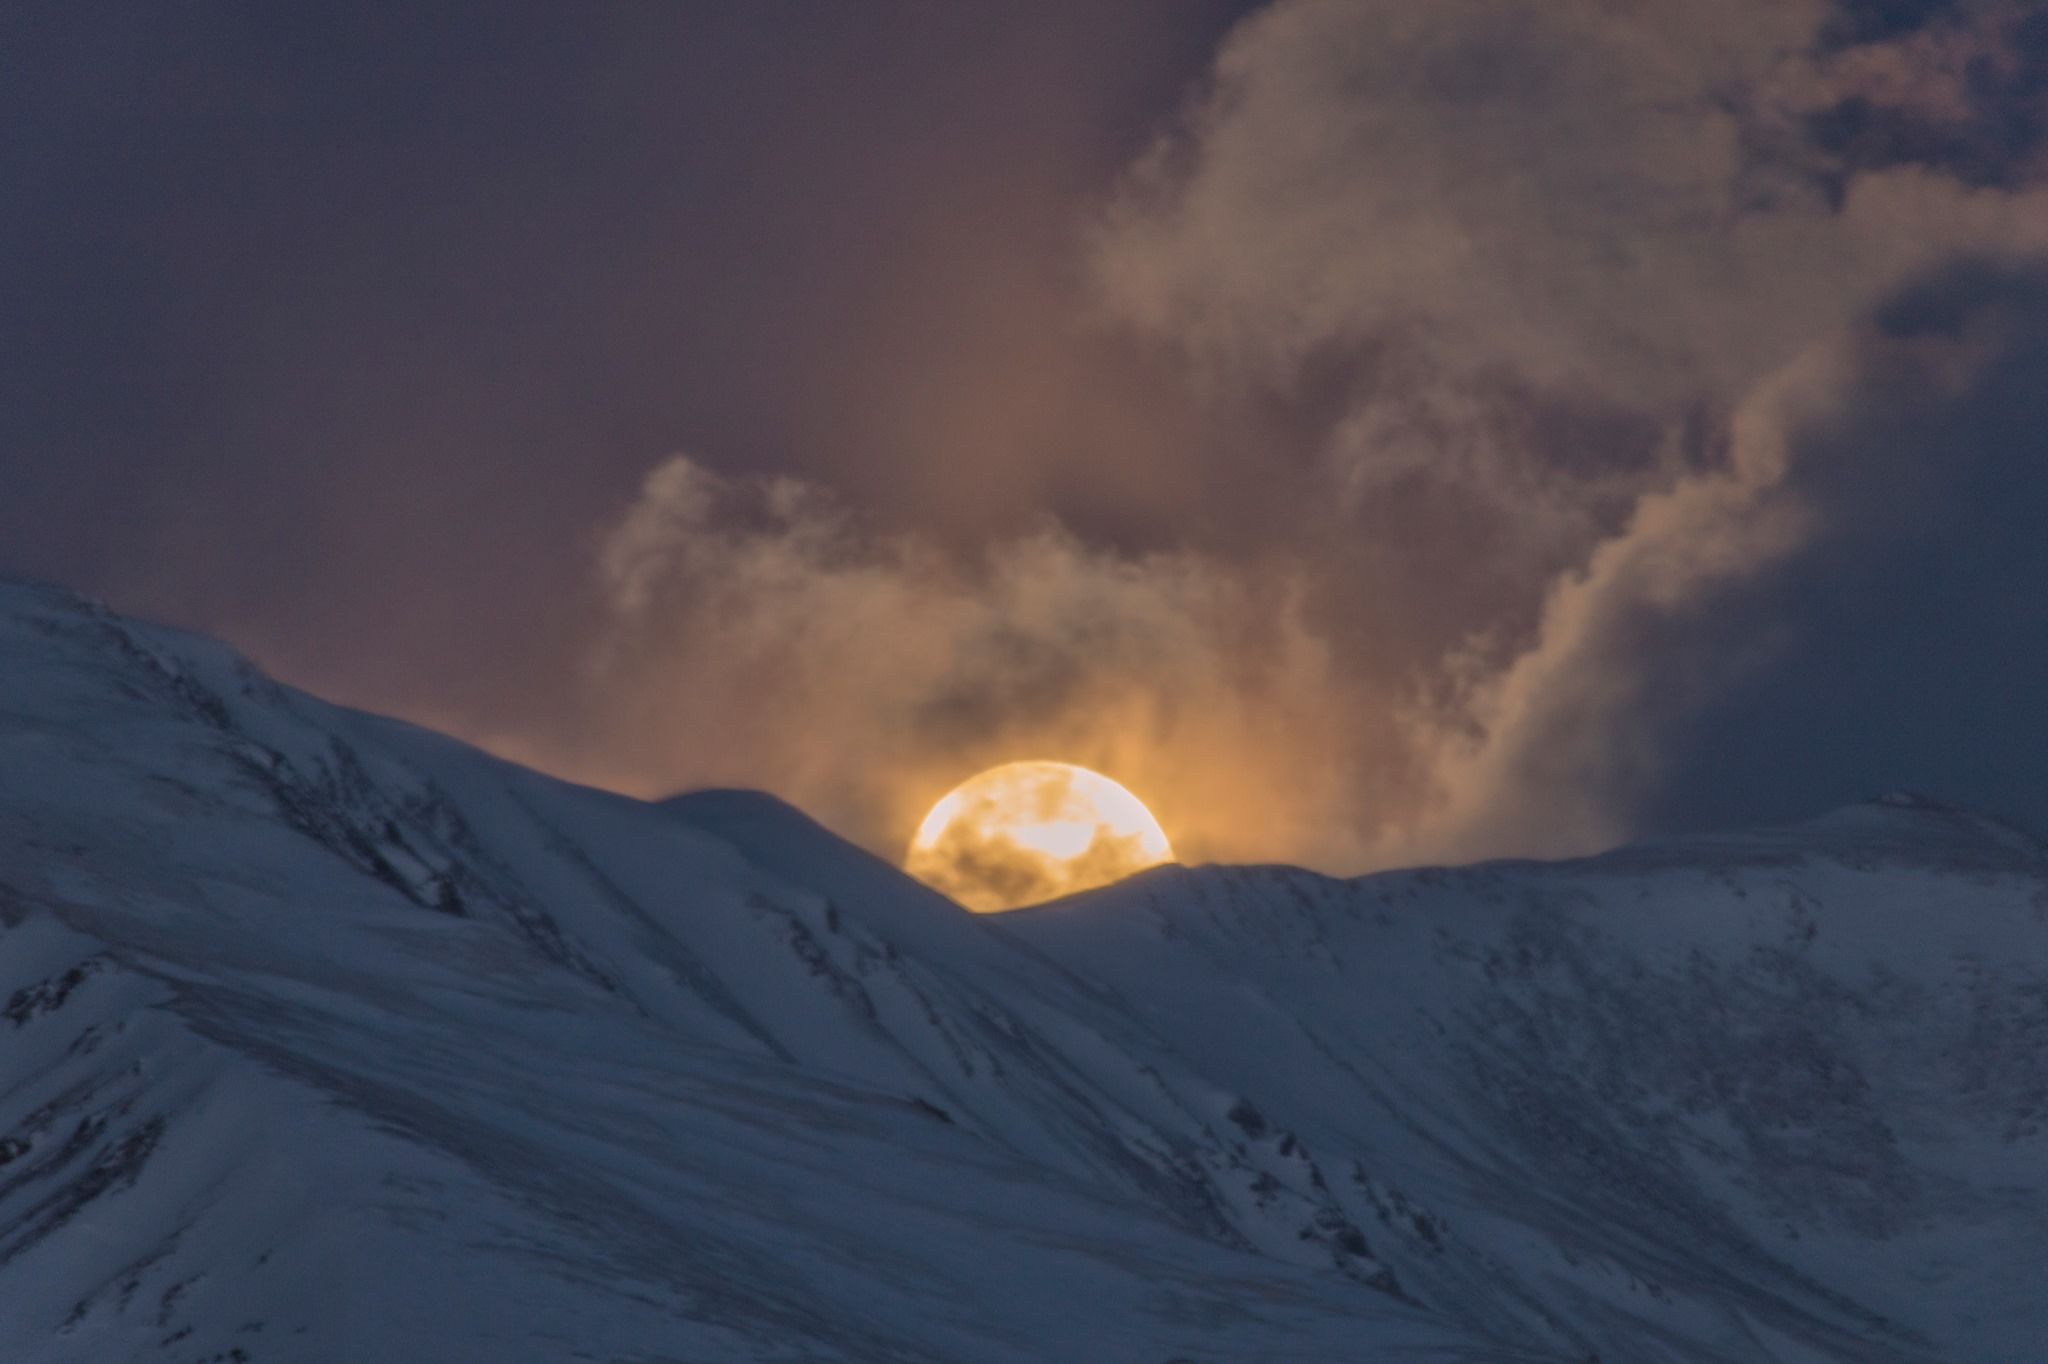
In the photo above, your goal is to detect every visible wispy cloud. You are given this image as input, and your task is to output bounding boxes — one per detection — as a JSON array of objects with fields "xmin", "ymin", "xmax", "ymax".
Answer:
[{"xmin": 586, "ymin": 455, "xmax": 1378, "ymax": 868}]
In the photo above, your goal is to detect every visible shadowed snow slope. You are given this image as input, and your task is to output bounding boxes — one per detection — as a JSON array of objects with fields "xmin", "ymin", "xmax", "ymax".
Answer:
[{"xmin": 0, "ymin": 579, "xmax": 2042, "ymax": 1362}]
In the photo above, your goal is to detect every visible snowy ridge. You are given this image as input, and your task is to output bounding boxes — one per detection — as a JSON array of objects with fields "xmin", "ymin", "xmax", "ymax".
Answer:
[{"xmin": 0, "ymin": 579, "xmax": 2042, "ymax": 1361}]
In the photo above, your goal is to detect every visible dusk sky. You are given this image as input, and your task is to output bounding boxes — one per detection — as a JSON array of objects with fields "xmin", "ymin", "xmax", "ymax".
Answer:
[{"xmin": 7, "ymin": 0, "xmax": 2048, "ymax": 872}]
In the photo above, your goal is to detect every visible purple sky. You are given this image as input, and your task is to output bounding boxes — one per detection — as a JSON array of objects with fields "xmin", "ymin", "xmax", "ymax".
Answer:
[{"xmin": 7, "ymin": 1, "xmax": 2048, "ymax": 868}]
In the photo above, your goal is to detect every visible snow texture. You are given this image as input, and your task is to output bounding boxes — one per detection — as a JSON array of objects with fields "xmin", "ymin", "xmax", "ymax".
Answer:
[{"xmin": 0, "ymin": 578, "xmax": 2041, "ymax": 1362}]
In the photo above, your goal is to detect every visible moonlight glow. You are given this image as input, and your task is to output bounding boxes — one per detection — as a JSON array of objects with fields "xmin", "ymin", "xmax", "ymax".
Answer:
[{"xmin": 905, "ymin": 761, "xmax": 1174, "ymax": 912}]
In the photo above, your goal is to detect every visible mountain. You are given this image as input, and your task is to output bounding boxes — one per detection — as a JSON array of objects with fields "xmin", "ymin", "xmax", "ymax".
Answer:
[{"xmin": 0, "ymin": 578, "xmax": 2042, "ymax": 1362}]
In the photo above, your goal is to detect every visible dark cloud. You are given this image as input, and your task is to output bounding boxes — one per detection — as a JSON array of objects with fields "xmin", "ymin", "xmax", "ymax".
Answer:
[
  {"xmin": 1090, "ymin": 0, "xmax": 2048, "ymax": 861},
  {"xmin": 1644, "ymin": 263, "xmax": 2048, "ymax": 837},
  {"xmin": 1806, "ymin": 5, "xmax": 2048, "ymax": 189},
  {"xmin": 1820, "ymin": 0, "xmax": 1961, "ymax": 51}
]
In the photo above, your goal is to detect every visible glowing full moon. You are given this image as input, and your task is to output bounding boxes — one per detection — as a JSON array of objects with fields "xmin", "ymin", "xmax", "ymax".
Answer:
[{"xmin": 905, "ymin": 761, "xmax": 1175, "ymax": 912}]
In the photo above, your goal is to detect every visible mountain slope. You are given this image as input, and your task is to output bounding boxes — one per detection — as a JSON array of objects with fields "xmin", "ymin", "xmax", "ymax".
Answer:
[
  {"xmin": 0, "ymin": 578, "xmax": 2042, "ymax": 1362},
  {"xmin": 1003, "ymin": 803, "xmax": 2048, "ymax": 1362},
  {"xmin": 0, "ymin": 582, "xmax": 1523, "ymax": 1362}
]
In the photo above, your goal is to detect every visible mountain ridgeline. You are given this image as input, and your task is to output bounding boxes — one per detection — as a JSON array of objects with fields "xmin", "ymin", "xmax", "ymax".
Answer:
[{"xmin": 0, "ymin": 580, "xmax": 2042, "ymax": 1362}]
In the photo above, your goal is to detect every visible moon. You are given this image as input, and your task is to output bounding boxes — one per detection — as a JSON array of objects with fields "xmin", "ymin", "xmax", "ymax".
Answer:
[{"xmin": 905, "ymin": 761, "xmax": 1175, "ymax": 912}]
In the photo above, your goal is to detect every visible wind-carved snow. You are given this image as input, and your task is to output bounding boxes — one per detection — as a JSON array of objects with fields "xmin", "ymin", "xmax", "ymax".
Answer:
[{"xmin": 0, "ymin": 578, "xmax": 2042, "ymax": 1362}]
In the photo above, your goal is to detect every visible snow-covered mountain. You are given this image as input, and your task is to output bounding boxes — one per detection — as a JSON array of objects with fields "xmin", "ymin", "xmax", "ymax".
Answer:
[{"xmin": 0, "ymin": 578, "xmax": 2042, "ymax": 1362}]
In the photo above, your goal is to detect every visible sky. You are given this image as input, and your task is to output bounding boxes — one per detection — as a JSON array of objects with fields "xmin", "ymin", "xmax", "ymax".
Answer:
[{"xmin": 6, "ymin": 0, "xmax": 2048, "ymax": 872}]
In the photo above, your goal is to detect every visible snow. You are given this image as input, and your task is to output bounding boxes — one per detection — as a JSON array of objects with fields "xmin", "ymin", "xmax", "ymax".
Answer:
[{"xmin": 0, "ymin": 578, "xmax": 2042, "ymax": 1361}]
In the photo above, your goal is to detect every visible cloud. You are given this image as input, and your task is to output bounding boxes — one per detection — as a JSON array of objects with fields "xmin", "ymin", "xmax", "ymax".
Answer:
[
  {"xmin": 1386, "ymin": 312, "xmax": 2030, "ymax": 861},
  {"xmin": 1635, "ymin": 262, "xmax": 2048, "ymax": 837},
  {"xmin": 555, "ymin": 1, "xmax": 2048, "ymax": 878},
  {"xmin": 1096, "ymin": 0, "xmax": 2048, "ymax": 408},
  {"xmin": 1091, "ymin": 0, "xmax": 2048, "ymax": 861},
  {"xmin": 584, "ymin": 454, "xmax": 1382, "ymax": 869}
]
